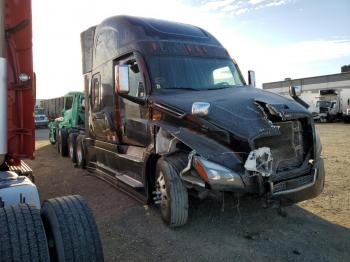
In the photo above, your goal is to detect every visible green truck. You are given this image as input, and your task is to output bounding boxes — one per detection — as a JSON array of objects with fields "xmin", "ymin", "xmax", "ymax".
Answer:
[{"xmin": 47, "ymin": 91, "xmax": 85, "ymax": 161}]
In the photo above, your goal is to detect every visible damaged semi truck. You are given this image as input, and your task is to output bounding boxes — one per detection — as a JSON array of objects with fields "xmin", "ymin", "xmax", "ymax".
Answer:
[{"xmin": 80, "ymin": 16, "xmax": 325, "ymax": 227}]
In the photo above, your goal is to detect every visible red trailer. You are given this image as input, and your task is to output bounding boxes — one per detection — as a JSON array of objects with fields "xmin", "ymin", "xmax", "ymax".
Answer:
[
  {"xmin": 0, "ymin": 0, "xmax": 34, "ymax": 172},
  {"xmin": 0, "ymin": 1, "xmax": 103, "ymax": 261}
]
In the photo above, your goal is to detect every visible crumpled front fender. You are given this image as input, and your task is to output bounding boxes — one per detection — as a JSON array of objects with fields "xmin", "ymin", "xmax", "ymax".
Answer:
[{"xmin": 152, "ymin": 121, "xmax": 243, "ymax": 173}]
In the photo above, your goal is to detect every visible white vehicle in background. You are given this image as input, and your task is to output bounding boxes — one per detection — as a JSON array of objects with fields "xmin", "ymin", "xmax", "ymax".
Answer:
[
  {"xmin": 35, "ymin": 107, "xmax": 49, "ymax": 128},
  {"xmin": 311, "ymin": 89, "xmax": 350, "ymax": 123},
  {"xmin": 342, "ymin": 95, "xmax": 350, "ymax": 123}
]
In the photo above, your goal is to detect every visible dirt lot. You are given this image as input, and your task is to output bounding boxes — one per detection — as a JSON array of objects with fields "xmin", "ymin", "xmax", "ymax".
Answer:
[{"xmin": 30, "ymin": 124, "xmax": 350, "ymax": 262}]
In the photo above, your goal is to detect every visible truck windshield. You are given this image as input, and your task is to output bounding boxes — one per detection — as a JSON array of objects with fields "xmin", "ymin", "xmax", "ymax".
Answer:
[
  {"xmin": 316, "ymin": 101, "xmax": 331, "ymax": 108},
  {"xmin": 149, "ymin": 56, "xmax": 244, "ymax": 91}
]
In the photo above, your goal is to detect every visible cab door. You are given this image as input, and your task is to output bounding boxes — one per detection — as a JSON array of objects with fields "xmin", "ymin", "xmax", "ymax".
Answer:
[{"xmin": 114, "ymin": 54, "xmax": 151, "ymax": 147}]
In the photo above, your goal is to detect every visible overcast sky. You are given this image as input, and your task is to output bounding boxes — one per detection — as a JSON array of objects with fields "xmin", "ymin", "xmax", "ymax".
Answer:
[{"xmin": 32, "ymin": 0, "xmax": 350, "ymax": 99}]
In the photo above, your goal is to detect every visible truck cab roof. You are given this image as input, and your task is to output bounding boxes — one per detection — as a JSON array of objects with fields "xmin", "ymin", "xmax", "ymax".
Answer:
[{"xmin": 81, "ymin": 15, "xmax": 229, "ymax": 74}]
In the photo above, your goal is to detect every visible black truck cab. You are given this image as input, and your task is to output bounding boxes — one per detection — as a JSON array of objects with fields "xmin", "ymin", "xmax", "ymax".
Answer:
[{"xmin": 81, "ymin": 16, "xmax": 325, "ymax": 227}]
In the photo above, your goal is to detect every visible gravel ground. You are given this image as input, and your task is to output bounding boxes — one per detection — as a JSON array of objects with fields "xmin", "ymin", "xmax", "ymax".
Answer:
[{"xmin": 30, "ymin": 125, "xmax": 350, "ymax": 262}]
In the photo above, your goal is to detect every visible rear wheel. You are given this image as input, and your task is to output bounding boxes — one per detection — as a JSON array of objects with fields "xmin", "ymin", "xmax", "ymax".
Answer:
[
  {"xmin": 155, "ymin": 155, "xmax": 189, "ymax": 227},
  {"xmin": 0, "ymin": 204, "xmax": 50, "ymax": 262},
  {"xmin": 76, "ymin": 134, "xmax": 86, "ymax": 168},
  {"xmin": 68, "ymin": 133, "xmax": 78, "ymax": 163},
  {"xmin": 41, "ymin": 195, "xmax": 104, "ymax": 262},
  {"xmin": 57, "ymin": 128, "xmax": 68, "ymax": 157}
]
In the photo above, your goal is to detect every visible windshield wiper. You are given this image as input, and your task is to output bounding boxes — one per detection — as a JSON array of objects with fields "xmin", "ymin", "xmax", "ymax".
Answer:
[
  {"xmin": 204, "ymin": 85, "xmax": 234, "ymax": 90},
  {"xmin": 163, "ymin": 86, "xmax": 200, "ymax": 91}
]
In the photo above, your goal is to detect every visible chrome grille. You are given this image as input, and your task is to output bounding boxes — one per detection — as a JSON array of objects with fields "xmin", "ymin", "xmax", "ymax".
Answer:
[{"xmin": 272, "ymin": 173, "xmax": 314, "ymax": 194}]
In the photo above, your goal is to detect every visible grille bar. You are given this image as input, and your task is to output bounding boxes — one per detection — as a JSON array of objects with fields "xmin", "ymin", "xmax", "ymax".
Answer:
[{"xmin": 270, "ymin": 169, "xmax": 317, "ymax": 196}]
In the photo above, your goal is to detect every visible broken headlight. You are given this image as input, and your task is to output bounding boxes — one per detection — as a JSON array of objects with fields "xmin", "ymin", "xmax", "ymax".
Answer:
[{"xmin": 193, "ymin": 157, "xmax": 244, "ymax": 190}]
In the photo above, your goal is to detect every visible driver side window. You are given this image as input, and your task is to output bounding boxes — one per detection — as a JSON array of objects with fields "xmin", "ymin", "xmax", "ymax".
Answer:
[
  {"xmin": 127, "ymin": 60, "xmax": 145, "ymax": 98},
  {"xmin": 65, "ymin": 96, "xmax": 73, "ymax": 110}
]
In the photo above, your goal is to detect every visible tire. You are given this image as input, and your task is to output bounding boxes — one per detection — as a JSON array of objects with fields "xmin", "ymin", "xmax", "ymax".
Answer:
[
  {"xmin": 41, "ymin": 195, "xmax": 104, "ymax": 262},
  {"xmin": 76, "ymin": 135, "xmax": 86, "ymax": 168},
  {"xmin": 0, "ymin": 204, "xmax": 50, "ymax": 262},
  {"xmin": 155, "ymin": 155, "xmax": 189, "ymax": 227},
  {"xmin": 57, "ymin": 128, "xmax": 68, "ymax": 157},
  {"xmin": 68, "ymin": 133, "xmax": 78, "ymax": 163}
]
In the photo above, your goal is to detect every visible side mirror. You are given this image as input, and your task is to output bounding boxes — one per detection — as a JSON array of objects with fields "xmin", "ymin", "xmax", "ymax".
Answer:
[
  {"xmin": 115, "ymin": 65, "xmax": 129, "ymax": 94},
  {"xmin": 289, "ymin": 85, "xmax": 302, "ymax": 97},
  {"xmin": 248, "ymin": 70, "xmax": 256, "ymax": 87}
]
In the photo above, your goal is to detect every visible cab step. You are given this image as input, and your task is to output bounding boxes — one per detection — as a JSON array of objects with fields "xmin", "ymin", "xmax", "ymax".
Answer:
[
  {"xmin": 115, "ymin": 174, "xmax": 143, "ymax": 189},
  {"xmin": 88, "ymin": 165, "xmax": 147, "ymax": 204}
]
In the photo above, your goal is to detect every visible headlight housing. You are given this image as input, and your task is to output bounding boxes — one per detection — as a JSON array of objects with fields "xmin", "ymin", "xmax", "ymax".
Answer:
[{"xmin": 193, "ymin": 156, "xmax": 244, "ymax": 190}]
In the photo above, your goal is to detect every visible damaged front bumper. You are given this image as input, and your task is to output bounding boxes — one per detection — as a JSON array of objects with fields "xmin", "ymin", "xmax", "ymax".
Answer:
[
  {"xmin": 185, "ymin": 155, "xmax": 325, "ymax": 204},
  {"xmin": 269, "ymin": 157, "xmax": 325, "ymax": 203}
]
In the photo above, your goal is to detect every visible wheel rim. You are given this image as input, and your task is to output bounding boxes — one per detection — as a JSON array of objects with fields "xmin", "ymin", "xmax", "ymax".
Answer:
[
  {"xmin": 156, "ymin": 171, "xmax": 168, "ymax": 209},
  {"xmin": 77, "ymin": 146, "xmax": 82, "ymax": 164},
  {"xmin": 69, "ymin": 142, "xmax": 73, "ymax": 159}
]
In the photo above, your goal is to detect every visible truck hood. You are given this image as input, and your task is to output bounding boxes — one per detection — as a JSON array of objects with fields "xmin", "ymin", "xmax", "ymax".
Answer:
[{"xmin": 150, "ymin": 86, "xmax": 311, "ymax": 142}]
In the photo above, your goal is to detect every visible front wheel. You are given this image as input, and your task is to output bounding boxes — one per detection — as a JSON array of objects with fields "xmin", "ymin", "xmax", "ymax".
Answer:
[{"xmin": 155, "ymin": 156, "xmax": 189, "ymax": 227}]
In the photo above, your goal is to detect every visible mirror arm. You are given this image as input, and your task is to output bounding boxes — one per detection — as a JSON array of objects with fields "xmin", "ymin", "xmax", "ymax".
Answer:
[
  {"xmin": 289, "ymin": 85, "xmax": 309, "ymax": 109},
  {"xmin": 292, "ymin": 96, "xmax": 309, "ymax": 109}
]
